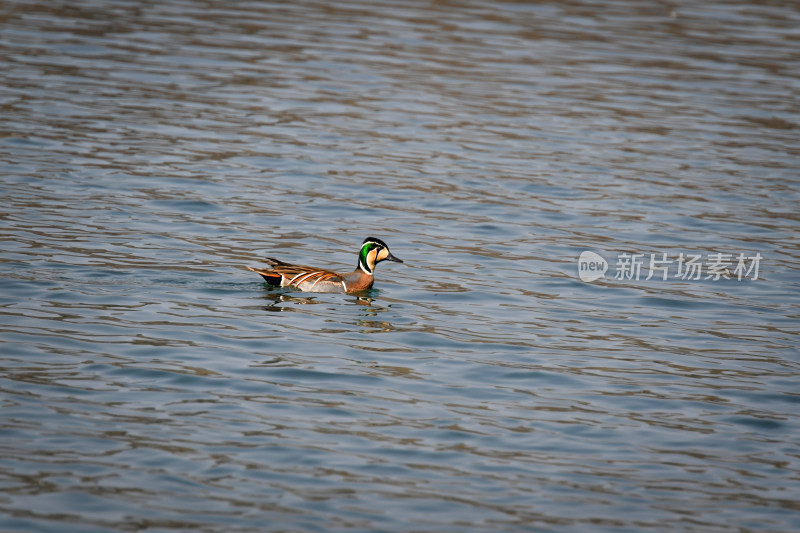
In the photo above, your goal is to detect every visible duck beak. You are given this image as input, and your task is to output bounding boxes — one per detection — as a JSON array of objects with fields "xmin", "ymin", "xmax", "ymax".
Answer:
[{"xmin": 386, "ymin": 252, "xmax": 403, "ymax": 263}]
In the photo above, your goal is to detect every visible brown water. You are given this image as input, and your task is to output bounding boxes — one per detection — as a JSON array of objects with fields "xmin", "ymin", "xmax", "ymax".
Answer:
[{"xmin": 1, "ymin": 1, "xmax": 799, "ymax": 531}]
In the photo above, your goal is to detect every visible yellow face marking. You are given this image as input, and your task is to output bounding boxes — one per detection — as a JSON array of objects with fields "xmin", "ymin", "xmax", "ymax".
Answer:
[
  {"xmin": 377, "ymin": 248, "xmax": 389, "ymax": 262},
  {"xmin": 367, "ymin": 248, "xmax": 379, "ymax": 270}
]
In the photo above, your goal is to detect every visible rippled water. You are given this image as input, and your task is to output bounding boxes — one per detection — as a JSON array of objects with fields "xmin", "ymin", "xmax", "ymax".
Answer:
[{"xmin": 2, "ymin": 1, "xmax": 799, "ymax": 531}]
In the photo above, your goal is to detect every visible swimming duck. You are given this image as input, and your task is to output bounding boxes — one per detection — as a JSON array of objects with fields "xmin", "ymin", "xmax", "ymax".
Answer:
[{"xmin": 248, "ymin": 237, "xmax": 403, "ymax": 294}]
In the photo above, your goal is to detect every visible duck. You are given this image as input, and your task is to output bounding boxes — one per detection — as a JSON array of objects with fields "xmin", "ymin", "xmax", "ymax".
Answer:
[{"xmin": 248, "ymin": 237, "xmax": 403, "ymax": 294}]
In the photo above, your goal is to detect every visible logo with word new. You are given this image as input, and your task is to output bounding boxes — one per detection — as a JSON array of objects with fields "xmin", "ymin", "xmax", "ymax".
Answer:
[{"xmin": 578, "ymin": 251, "xmax": 608, "ymax": 282}]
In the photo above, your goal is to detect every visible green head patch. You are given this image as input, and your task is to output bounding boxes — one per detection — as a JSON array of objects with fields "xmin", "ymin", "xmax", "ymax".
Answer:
[{"xmin": 359, "ymin": 241, "xmax": 379, "ymax": 274}]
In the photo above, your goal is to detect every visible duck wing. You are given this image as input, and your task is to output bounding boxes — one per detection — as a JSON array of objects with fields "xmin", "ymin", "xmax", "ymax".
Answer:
[{"xmin": 248, "ymin": 258, "xmax": 344, "ymax": 289}]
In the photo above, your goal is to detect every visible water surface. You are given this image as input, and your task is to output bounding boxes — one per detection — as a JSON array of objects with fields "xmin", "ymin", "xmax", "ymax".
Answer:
[{"xmin": 1, "ymin": 1, "xmax": 799, "ymax": 531}]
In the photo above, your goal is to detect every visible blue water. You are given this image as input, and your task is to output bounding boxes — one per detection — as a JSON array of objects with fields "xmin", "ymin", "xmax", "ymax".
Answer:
[{"xmin": 1, "ymin": 1, "xmax": 799, "ymax": 531}]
